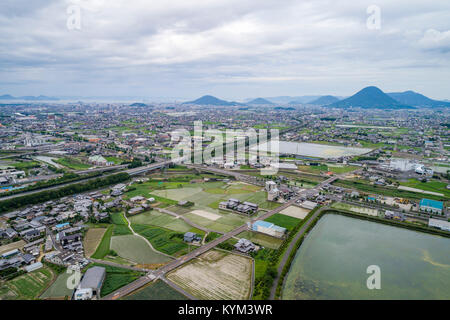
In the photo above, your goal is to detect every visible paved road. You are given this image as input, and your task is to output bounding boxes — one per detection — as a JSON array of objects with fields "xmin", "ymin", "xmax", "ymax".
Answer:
[
  {"xmin": 89, "ymin": 258, "xmax": 149, "ymax": 272},
  {"xmin": 269, "ymin": 206, "xmax": 327, "ymax": 300}
]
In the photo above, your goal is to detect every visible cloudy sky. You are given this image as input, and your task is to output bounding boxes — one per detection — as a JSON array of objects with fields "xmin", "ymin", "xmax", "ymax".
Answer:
[{"xmin": 0, "ymin": 0, "xmax": 450, "ymax": 101}]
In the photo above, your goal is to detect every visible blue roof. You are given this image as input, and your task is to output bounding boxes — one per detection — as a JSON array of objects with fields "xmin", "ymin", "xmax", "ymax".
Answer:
[
  {"xmin": 253, "ymin": 221, "xmax": 286, "ymax": 232},
  {"xmin": 55, "ymin": 222, "xmax": 70, "ymax": 228},
  {"xmin": 420, "ymin": 199, "xmax": 443, "ymax": 210}
]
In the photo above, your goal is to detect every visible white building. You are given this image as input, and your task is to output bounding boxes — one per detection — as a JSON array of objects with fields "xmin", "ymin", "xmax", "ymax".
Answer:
[{"xmin": 428, "ymin": 218, "xmax": 450, "ymax": 232}]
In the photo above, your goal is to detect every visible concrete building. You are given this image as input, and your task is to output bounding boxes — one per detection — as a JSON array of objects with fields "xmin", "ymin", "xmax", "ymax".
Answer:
[
  {"xmin": 420, "ymin": 199, "xmax": 444, "ymax": 215},
  {"xmin": 74, "ymin": 266, "xmax": 106, "ymax": 300},
  {"xmin": 428, "ymin": 218, "xmax": 450, "ymax": 232}
]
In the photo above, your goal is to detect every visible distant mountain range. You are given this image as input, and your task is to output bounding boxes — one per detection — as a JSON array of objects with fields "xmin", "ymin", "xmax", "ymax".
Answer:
[
  {"xmin": 387, "ymin": 91, "xmax": 450, "ymax": 108},
  {"xmin": 247, "ymin": 98, "xmax": 274, "ymax": 105},
  {"xmin": 308, "ymin": 95, "xmax": 340, "ymax": 106},
  {"xmin": 328, "ymin": 86, "xmax": 415, "ymax": 109},
  {"xmin": 183, "ymin": 95, "xmax": 245, "ymax": 106},
  {"xmin": 0, "ymin": 94, "xmax": 59, "ymax": 101}
]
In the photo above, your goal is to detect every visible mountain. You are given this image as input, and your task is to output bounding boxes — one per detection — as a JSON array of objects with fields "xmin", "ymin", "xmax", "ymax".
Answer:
[
  {"xmin": 387, "ymin": 91, "xmax": 450, "ymax": 108},
  {"xmin": 308, "ymin": 95, "xmax": 340, "ymax": 106},
  {"xmin": 0, "ymin": 94, "xmax": 59, "ymax": 101},
  {"xmin": 328, "ymin": 86, "xmax": 414, "ymax": 109},
  {"xmin": 247, "ymin": 98, "xmax": 274, "ymax": 105},
  {"xmin": 130, "ymin": 102, "xmax": 149, "ymax": 107},
  {"xmin": 183, "ymin": 95, "xmax": 243, "ymax": 106},
  {"xmin": 0, "ymin": 95, "xmax": 16, "ymax": 100},
  {"xmin": 262, "ymin": 96, "xmax": 320, "ymax": 104}
]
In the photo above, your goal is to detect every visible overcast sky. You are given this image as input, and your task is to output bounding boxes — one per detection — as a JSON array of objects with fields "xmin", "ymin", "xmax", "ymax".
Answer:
[{"xmin": 0, "ymin": 0, "xmax": 449, "ymax": 101}]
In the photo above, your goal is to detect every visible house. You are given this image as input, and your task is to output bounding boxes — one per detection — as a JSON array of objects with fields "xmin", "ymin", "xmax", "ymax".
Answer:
[
  {"xmin": 420, "ymin": 199, "xmax": 443, "ymax": 215},
  {"xmin": 74, "ymin": 266, "xmax": 106, "ymax": 300},
  {"xmin": 128, "ymin": 206, "xmax": 144, "ymax": 215},
  {"xmin": 300, "ymin": 200, "xmax": 317, "ymax": 210},
  {"xmin": 130, "ymin": 196, "xmax": 145, "ymax": 203},
  {"xmin": 184, "ymin": 232, "xmax": 201, "ymax": 243},
  {"xmin": 23, "ymin": 229, "xmax": 41, "ymax": 242},
  {"xmin": 252, "ymin": 221, "xmax": 286, "ymax": 238},
  {"xmin": 219, "ymin": 199, "xmax": 258, "ymax": 215},
  {"xmin": 234, "ymin": 238, "xmax": 256, "ymax": 253}
]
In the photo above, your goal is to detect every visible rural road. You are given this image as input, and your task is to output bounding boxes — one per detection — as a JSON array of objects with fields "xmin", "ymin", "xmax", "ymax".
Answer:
[{"xmin": 269, "ymin": 206, "xmax": 327, "ymax": 300}]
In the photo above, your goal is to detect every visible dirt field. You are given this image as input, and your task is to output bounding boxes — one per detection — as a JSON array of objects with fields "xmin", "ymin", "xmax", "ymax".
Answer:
[
  {"xmin": 167, "ymin": 250, "xmax": 253, "ymax": 300},
  {"xmin": 279, "ymin": 206, "xmax": 310, "ymax": 219},
  {"xmin": 83, "ymin": 228, "xmax": 106, "ymax": 257},
  {"xmin": 0, "ymin": 240, "xmax": 26, "ymax": 256},
  {"xmin": 189, "ymin": 209, "xmax": 222, "ymax": 221}
]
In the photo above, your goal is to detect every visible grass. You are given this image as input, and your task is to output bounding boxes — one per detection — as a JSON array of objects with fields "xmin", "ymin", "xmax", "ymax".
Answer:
[
  {"xmin": 55, "ymin": 157, "xmax": 91, "ymax": 170},
  {"xmin": 105, "ymin": 156, "xmax": 123, "ymax": 165},
  {"xmin": 132, "ymin": 224, "xmax": 189, "ymax": 256},
  {"xmin": 399, "ymin": 179, "xmax": 450, "ymax": 198},
  {"xmin": 264, "ymin": 214, "xmax": 302, "ymax": 231},
  {"xmin": 335, "ymin": 179, "xmax": 448, "ymax": 202},
  {"xmin": 123, "ymin": 280, "xmax": 187, "ymax": 300},
  {"xmin": 237, "ymin": 231, "xmax": 284, "ymax": 249},
  {"xmin": 110, "ymin": 234, "xmax": 172, "ymax": 264},
  {"xmin": 40, "ymin": 272, "xmax": 73, "ymax": 300},
  {"xmin": 5, "ymin": 267, "xmax": 54, "ymax": 300},
  {"xmin": 110, "ymin": 212, "xmax": 132, "ymax": 236},
  {"xmin": 91, "ymin": 263, "xmax": 144, "ymax": 298},
  {"xmin": 83, "ymin": 228, "xmax": 107, "ymax": 257},
  {"xmin": 91, "ymin": 225, "xmax": 114, "ymax": 259}
]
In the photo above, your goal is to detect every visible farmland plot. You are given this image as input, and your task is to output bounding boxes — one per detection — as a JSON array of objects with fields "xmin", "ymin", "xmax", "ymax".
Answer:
[
  {"xmin": 167, "ymin": 250, "xmax": 253, "ymax": 300},
  {"xmin": 83, "ymin": 228, "xmax": 106, "ymax": 257},
  {"xmin": 110, "ymin": 235, "xmax": 172, "ymax": 264}
]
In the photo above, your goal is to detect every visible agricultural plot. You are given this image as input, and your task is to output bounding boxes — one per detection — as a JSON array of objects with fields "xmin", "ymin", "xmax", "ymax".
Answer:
[
  {"xmin": 92, "ymin": 263, "xmax": 144, "ymax": 298},
  {"xmin": 129, "ymin": 211, "xmax": 194, "ymax": 233},
  {"xmin": 279, "ymin": 206, "xmax": 310, "ymax": 220},
  {"xmin": 110, "ymin": 235, "xmax": 172, "ymax": 264},
  {"xmin": 0, "ymin": 240, "xmax": 26, "ymax": 255},
  {"xmin": 91, "ymin": 225, "xmax": 113, "ymax": 259},
  {"xmin": 237, "ymin": 231, "xmax": 283, "ymax": 249},
  {"xmin": 3, "ymin": 267, "xmax": 54, "ymax": 300},
  {"xmin": 332, "ymin": 202, "xmax": 379, "ymax": 217},
  {"xmin": 83, "ymin": 228, "xmax": 106, "ymax": 257},
  {"xmin": 132, "ymin": 225, "xmax": 192, "ymax": 257},
  {"xmin": 264, "ymin": 213, "xmax": 302, "ymax": 231},
  {"xmin": 167, "ymin": 250, "xmax": 253, "ymax": 300},
  {"xmin": 40, "ymin": 272, "xmax": 73, "ymax": 300},
  {"xmin": 123, "ymin": 280, "xmax": 187, "ymax": 300}
]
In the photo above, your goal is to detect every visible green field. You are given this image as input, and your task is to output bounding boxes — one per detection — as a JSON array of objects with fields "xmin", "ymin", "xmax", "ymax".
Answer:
[
  {"xmin": 123, "ymin": 280, "xmax": 187, "ymax": 300},
  {"xmin": 132, "ymin": 224, "xmax": 189, "ymax": 256},
  {"xmin": 237, "ymin": 231, "xmax": 283, "ymax": 249},
  {"xmin": 110, "ymin": 234, "xmax": 172, "ymax": 264},
  {"xmin": 110, "ymin": 212, "xmax": 133, "ymax": 236},
  {"xmin": 91, "ymin": 225, "xmax": 114, "ymax": 259},
  {"xmin": 1, "ymin": 267, "xmax": 54, "ymax": 300},
  {"xmin": 399, "ymin": 179, "xmax": 450, "ymax": 198},
  {"xmin": 55, "ymin": 157, "xmax": 91, "ymax": 170},
  {"xmin": 264, "ymin": 214, "xmax": 302, "ymax": 231},
  {"xmin": 40, "ymin": 272, "xmax": 73, "ymax": 300},
  {"xmin": 129, "ymin": 210, "xmax": 200, "ymax": 233},
  {"xmin": 91, "ymin": 263, "xmax": 145, "ymax": 297}
]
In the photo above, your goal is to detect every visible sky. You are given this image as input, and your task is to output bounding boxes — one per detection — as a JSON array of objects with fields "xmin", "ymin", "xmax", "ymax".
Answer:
[{"xmin": 0, "ymin": 0, "xmax": 450, "ymax": 101}]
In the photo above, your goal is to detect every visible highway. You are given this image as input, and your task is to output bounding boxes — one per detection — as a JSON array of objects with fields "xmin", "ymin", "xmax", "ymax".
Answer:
[{"xmin": 102, "ymin": 175, "xmax": 338, "ymax": 300}]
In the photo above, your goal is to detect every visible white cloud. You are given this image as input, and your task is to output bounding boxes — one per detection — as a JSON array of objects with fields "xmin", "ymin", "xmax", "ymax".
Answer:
[{"xmin": 0, "ymin": 0, "xmax": 449, "ymax": 99}]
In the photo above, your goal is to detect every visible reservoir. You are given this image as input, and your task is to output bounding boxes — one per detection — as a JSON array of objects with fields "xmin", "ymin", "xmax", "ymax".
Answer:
[
  {"xmin": 282, "ymin": 214, "xmax": 450, "ymax": 299},
  {"xmin": 253, "ymin": 141, "xmax": 372, "ymax": 159}
]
